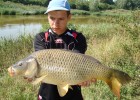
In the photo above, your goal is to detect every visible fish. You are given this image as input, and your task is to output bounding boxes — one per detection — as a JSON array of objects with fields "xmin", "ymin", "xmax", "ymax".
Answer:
[{"xmin": 8, "ymin": 49, "xmax": 131, "ymax": 99}]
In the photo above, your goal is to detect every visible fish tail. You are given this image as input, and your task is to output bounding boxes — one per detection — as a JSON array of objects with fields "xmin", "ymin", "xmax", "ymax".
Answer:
[{"xmin": 105, "ymin": 69, "xmax": 131, "ymax": 99}]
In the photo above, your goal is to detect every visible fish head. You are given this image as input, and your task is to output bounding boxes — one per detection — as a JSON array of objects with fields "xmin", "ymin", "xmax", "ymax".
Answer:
[{"xmin": 8, "ymin": 60, "xmax": 28, "ymax": 77}]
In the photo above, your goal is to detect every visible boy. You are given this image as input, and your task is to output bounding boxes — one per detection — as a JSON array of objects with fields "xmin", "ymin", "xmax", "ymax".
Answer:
[{"xmin": 32, "ymin": 0, "xmax": 96, "ymax": 100}]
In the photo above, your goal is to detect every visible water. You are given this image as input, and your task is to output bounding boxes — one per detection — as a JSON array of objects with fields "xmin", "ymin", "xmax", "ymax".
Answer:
[
  {"xmin": 0, "ymin": 23, "xmax": 42, "ymax": 39},
  {"xmin": 0, "ymin": 15, "xmax": 95, "ymax": 39},
  {"xmin": 0, "ymin": 15, "xmax": 47, "ymax": 39}
]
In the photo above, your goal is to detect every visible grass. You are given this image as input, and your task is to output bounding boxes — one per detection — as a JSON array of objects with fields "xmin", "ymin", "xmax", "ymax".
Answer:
[
  {"xmin": 0, "ymin": 1, "xmax": 46, "ymax": 15},
  {"xmin": 0, "ymin": 1, "xmax": 91, "ymax": 15},
  {"xmin": 0, "ymin": 35, "xmax": 36, "ymax": 100},
  {"xmin": 0, "ymin": 11, "xmax": 140, "ymax": 100},
  {"xmin": 91, "ymin": 9, "xmax": 132, "ymax": 17},
  {"xmin": 1, "ymin": 1, "xmax": 139, "ymax": 17},
  {"xmin": 71, "ymin": 9, "xmax": 90, "ymax": 15},
  {"xmin": 77, "ymin": 12, "xmax": 140, "ymax": 100}
]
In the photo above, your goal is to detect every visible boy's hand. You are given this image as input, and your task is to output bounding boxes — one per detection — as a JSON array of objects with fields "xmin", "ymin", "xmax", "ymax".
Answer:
[{"xmin": 23, "ymin": 76, "xmax": 33, "ymax": 82}]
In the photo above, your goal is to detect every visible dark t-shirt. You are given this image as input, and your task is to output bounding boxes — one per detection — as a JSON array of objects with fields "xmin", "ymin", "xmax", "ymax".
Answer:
[{"xmin": 34, "ymin": 28, "xmax": 87, "ymax": 100}]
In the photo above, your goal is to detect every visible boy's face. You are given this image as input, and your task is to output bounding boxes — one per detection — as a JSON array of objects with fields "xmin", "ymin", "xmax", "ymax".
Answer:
[{"xmin": 47, "ymin": 10, "xmax": 71, "ymax": 35}]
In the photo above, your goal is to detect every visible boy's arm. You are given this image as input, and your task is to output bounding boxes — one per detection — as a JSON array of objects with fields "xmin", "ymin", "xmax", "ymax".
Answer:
[
  {"xmin": 34, "ymin": 33, "xmax": 46, "ymax": 51},
  {"xmin": 74, "ymin": 33, "xmax": 87, "ymax": 54}
]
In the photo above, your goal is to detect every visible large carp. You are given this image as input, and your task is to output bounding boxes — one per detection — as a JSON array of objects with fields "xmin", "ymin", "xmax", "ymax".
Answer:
[{"xmin": 8, "ymin": 49, "xmax": 131, "ymax": 99}]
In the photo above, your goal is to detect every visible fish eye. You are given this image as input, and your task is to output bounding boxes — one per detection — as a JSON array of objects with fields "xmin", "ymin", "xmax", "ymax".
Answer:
[{"xmin": 18, "ymin": 62, "xmax": 23, "ymax": 66}]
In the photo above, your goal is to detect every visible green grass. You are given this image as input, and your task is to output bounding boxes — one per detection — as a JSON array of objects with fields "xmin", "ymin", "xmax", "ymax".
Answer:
[
  {"xmin": 71, "ymin": 9, "xmax": 90, "ymax": 15},
  {"xmin": 77, "ymin": 13, "xmax": 140, "ymax": 100},
  {"xmin": 0, "ymin": 1, "xmax": 91, "ymax": 15},
  {"xmin": 0, "ymin": 1, "xmax": 46, "ymax": 15},
  {"xmin": 0, "ymin": 11, "xmax": 140, "ymax": 100},
  {"xmin": 0, "ymin": 35, "xmax": 37, "ymax": 100},
  {"xmin": 91, "ymin": 9, "xmax": 132, "ymax": 17},
  {"xmin": 1, "ymin": 1, "xmax": 139, "ymax": 17}
]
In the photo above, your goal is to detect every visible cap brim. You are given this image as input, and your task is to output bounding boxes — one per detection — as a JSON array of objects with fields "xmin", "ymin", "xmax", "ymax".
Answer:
[{"xmin": 44, "ymin": 7, "xmax": 69, "ymax": 14}]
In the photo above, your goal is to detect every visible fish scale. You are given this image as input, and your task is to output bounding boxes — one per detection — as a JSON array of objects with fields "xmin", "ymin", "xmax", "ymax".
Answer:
[
  {"xmin": 8, "ymin": 49, "xmax": 131, "ymax": 99},
  {"xmin": 31, "ymin": 50, "xmax": 102, "ymax": 84}
]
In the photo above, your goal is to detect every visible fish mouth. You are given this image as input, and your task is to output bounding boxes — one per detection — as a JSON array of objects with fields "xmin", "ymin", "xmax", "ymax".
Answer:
[{"xmin": 8, "ymin": 67, "xmax": 15, "ymax": 77}]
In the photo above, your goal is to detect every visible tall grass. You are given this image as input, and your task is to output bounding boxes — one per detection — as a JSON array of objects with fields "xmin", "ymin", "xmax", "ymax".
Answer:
[
  {"xmin": 0, "ymin": 35, "xmax": 33, "ymax": 70},
  {"xmin": 0, "ymin": 1, "xmax": 46, "ymax": 15},
  {"xmin": 0, "ymin": 35, "xmax": 37, "ymax": 100},
  {"xmin": 0, "ymin": 11, "xmax": 140, "ymax": 100},
  {"xmin": 78, "ymin": 11, "xmax": 140, "ymax": 100}
]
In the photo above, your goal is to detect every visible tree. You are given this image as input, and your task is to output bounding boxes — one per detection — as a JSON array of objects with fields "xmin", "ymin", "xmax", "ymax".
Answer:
[
  {"xmin": 75, "ymin": 0, "xmax": 89, "ymax": 11},
  {"xmin": 89, "ymin": 0, "xmax": 100, "ymax": 12},
  {"xmin": 99, "ymin": 0, "xmax": 114, "ymax": 4},
  {"xmin": 115, "ymin": 0, "xmax": 134, "ymax": 10},
  {"xmin": 69, "ymin": 0, "xmax": 76, "ymax": 9},
  {"xmin": 131, "ymin": 0, "xmax": 140, "ymax": 9}
]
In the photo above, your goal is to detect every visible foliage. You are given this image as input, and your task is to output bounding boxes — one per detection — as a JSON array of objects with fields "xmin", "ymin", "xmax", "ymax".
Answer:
[
  {"xmin": 131, "ymin": 0, "xmax": 140, "ymax": 9},
  {"xmin": 99, "ymin": 0, "xmax": 114, "ymax": 4},
  {"xmin": 89, "ymin": 0, "xmax": 100, "ymax": 12},
  {"xmin": 1, "ymin": 0, "xmax": 140, "ymax": 15},
  {"xmin": 89, "ymin": 0, "xmax": 115, "ymax": 12},
  {"xmin": 69, "ymin": 0, "xmax": 76, "ymax": 9},
  {"xmin": 115, "ymin": 0, "xmax": 140, "ymax": 10},
  {"xmin": 98, "ymin": 2, "xmax": 115, "ymax": 10},
  {"xmin": 75, "ymin": 0, "xmax": 89, "ymax": 11},
  {"xmin": 0, "ymin": 1, "xmax": 92, "ymax": 15},
  {"xmin": 0, "ymin": 1, "xmax": 46, "ymax": 15},
  {"xmin": 2, "ymin": 0, "xmax": 50, "ymax": 7}
]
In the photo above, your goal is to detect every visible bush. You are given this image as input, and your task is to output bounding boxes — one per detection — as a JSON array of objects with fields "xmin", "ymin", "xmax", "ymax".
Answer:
[
  {"xmin": 115, "ymin": 0, "xmax": 134, "ymax": 10},
  {"xmin": 76, "ymin": 1, "xmax": 89, "ymax": 11},
  {"xmin": 89, "ymin": 0, "xmax": 115, "ymax": 12},
  {"xmin": 71, "ymin": 10, "xmax": 90, "ymax": 15},
  {"xmin": 2, "ymin": 10, "xmax": 9, "ymax": 15},
  {"xmin": 131, "ymin": 0, "xmax": 140, "ymax": 9},
  {"xmin": 70, "ymin": 2, "xmax": 76, "ymax": 9},
  {"xmin": 100, "ymin": 0, "xmax": 114, "ymax": 4},
  {"xmin": 89, "ymin": 0, "xmax": 100, "ymax": 12},
  {"xmin": 9, "ymin": 10, "xmax": 16, "ymax": 15},
  {"xmin": 98, "ymin": 3, "xmax": 115, "ymax": 10}
]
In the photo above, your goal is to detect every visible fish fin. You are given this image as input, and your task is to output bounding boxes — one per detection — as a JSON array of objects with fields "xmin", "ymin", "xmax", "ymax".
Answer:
[
  {"xmin": 106, "ymin": 77, "xmax": 121, "ymax": 100},
  {"xmin": 106, "ymin": 70, "xmax": 131, "ymax": 100},
  {"xmin": 32, "ymin": 75, "xmax": 47, "ymax": 85},
  {"xmin": 57, "ymin": 84, "xmax": 70, "ymax": 97}
]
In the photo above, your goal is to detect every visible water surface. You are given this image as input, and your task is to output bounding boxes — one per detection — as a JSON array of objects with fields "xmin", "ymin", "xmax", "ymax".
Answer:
[{"xmin": 0, "ymin": 15, "xmax": 95, "ymax": 39}]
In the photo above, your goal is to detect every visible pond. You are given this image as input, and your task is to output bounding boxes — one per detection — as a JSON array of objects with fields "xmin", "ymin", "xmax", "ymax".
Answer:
[
  {"xmin": 0, "ymin": 15, "xmax": 47, "ymax": 39},
  {"xmin": 0, "ymin": 15, "xmax": 95, "ymax": 39}
]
